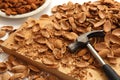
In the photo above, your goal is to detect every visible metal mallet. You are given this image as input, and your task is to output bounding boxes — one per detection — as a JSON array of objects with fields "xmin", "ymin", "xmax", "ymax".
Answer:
[{"xmin": 68, "ymin": 30, "xmax": 120, "ymax": 80}]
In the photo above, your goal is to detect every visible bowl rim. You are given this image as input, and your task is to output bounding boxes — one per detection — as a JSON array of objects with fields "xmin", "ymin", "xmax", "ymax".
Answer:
[{"xmin": 0, "ymin": 0, "xmax": 51, "ymax": 19}]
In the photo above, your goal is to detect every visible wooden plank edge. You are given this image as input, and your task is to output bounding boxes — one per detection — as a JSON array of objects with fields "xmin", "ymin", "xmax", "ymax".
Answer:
[{"xmin": 0, "ymin": 44, "xmax": 76, "ymax": 80}]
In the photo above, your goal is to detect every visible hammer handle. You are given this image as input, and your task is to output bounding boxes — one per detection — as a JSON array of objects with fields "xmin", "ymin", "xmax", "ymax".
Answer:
[
  {"xmin": 87, "ymin": 43, "xmax": 120, "ymax": 80},
  {"xmin": 102, "ymin": 64, "xmax": 120, "ymax": 80},
  {"xmin": 87, "ymin": 43, "xmax": 105, "ymax": 65}
]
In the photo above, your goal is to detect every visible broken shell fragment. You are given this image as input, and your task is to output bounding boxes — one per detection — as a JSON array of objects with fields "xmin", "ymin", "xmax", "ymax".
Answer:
[
  {"xmin": 98, "ymin": 11, "xmax": 105, "ymax": 19},
  {"xmin": 1, "ymin": 26, "xmax": 13, "ymax": 32},
  {"xmin": 0, "ymin": 62, "xmax": 7, "ymax": 73},
  {"xmin": 94, "ymin": 42, "xmax": 108, "ymax": 51},
  {"xmin": 110, "ymin": 34, "xmax": 120, "ymax": 45},
  {"xmin": 75, "ymin": 61, "xmax": 89, "ymax": 68},
  {"xmin": 104, "ymin": 0, "xmax": 114, "ymax": 4},
  {"xmin": 9, "ymin": 73, "xmax": 25, "ymax": 80},
  {"xmin": 103, "ymin": 20, "xmax": 112, "ymax": 32},
  {"xmin": 11, "ymin": 65, "xmax": 27, "ymax": 73},
  {"xmin": 54, "ymin": 12, "xmax": 62, "ymax": 19},
  {"xmin": 42, "ymin": 56, "xmax": 57, "ymax": 66},
  {"xmin": 35, "ymin": 38, "xmax": 47, "ymax": 44},
  {"xmin": 60, "ymin": 21, "xmax": 70, "ymax": 31},
  {"xmin": 82, "ymin": 53, "xmax": 91, "ymax": 60},
  {"xmin": 2, "ymin": 72, "xmax": 11, "ymax": 80},
  {"xmin": 104, "ymin": 32, "xmax": 111, "ymax": 47},
  {"xmin": 38, "ymin": 46, "xmax": 48, "ymax": 53},
  {"xmin": 53, "ymin": 23, "xmax": 61, "ymax": 30},
  {"xmin": 108, "ymin": 58, "xmax": 117, "ymax": 65},
  {"xmin": 77, "ymin": 48, "xmax": 88, "ymax": 57},
  {"xmin": 113, "ymin": 48, "xmax": 120, "ymax": 57},
  {"xmin": 0, "ymin": 30, "xmax": 6, "ymax": 38},
  {"xmin": 54, "ymin": 39, "xmax": 63, "ymax": 49},
  {"xmin": 32, "ymin": 24, "xmax": 40, "ymax": 32},
  {"xmin": 111, "ymin": 44, "xmax": 120, "ymax": 51},
  {"xmin": 53, "ymin": 48, "xmax": 63, "ymax": 59},
  {"xmin": 94, "ymin": 19, "xmax": 105, "ymax": 27},
  {"xmin": 41, "ymin": 30, "xmax": 50, "ymax": 38},
  {"xmin": 98, "ymin": 49, "xmax": 110, "ymax": 58},
  {"xmin": 52, "ymin": 6, "xmax": 58, "ymax": 13},
  {"xmin": 14, "ymin": 32, "xmax": 25, "ymax": 42},
  {"xmin": 112, "ymin": 28, "xmax": 120, "ymax": 37},
  {"xmin": 63, "ymin": 32, "xmax": 78, "ymax": 41},
  {"xmin": 0, "ymin": 40, "xmax": 4, "ymax": 45},
  {"xmin": 28, "ymin": 65, "xmax": 40, "ymax": 72},
  {"xmin": 78, "ymin": 12, "xmax": 86, "ymax": 23},
  {"xmin": 46, "ymin": 41, "xmax": 54, "ymax": 50}
]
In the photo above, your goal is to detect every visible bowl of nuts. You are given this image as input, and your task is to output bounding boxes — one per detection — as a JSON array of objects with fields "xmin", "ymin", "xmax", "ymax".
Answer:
[{"xmin": 0, "ymin": 0, "xmax": 51, "ymax": 18}]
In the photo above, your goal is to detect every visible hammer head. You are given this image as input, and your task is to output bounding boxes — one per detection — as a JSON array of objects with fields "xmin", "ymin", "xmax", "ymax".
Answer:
[{"xmin": 68, "ymin": 30, "xmax": 105, "ymax": 53}]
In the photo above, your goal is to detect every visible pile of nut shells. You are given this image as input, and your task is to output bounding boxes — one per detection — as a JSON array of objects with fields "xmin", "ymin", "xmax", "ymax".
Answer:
[
  {"xmin": 0, "ymin": 0, "xmax": 120, "ymax": 80},
  {"xmin": 51, "ymin": 0, "xmax": 120, "ymax": 65},
  {"xmin": 0, "ymin": 0, "xmax": 45, "ymax": 15},
  {"xmin": 0, "ymin": 26, "xmax": 59, "ymax": 80},
  {"xmin": 0, "ymin": 55, "xmax": 59, "ymax": 80}
]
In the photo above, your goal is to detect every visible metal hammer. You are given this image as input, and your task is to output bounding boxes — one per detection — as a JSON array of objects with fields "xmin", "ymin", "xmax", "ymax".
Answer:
[{"xmin": 68, "ymin": 30, "xmax": 120, "ymax": 80}]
